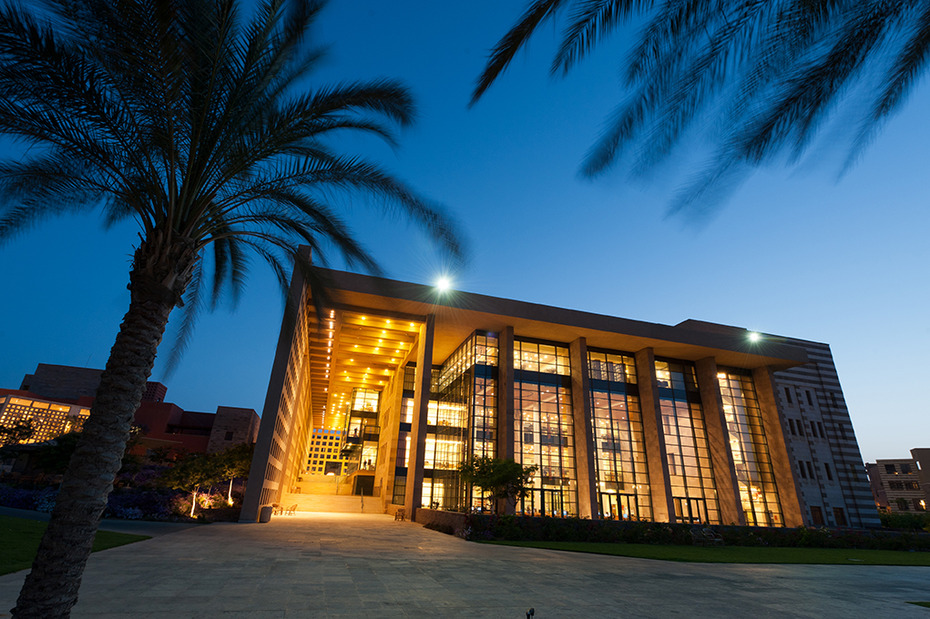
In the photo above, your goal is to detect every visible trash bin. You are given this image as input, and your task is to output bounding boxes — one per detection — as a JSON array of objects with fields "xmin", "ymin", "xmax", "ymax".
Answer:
[{"xmin": 259, "ymin": 505, "xmax": 273, "ymax": 523}]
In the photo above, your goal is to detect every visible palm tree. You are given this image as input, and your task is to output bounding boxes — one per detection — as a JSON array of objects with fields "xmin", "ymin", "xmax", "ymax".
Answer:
[
  {"xmin": 0, "ymin": 0, "xmax": 460, "ymax": 615},
  {"xmin": 472, "ymin": 1, "xmax": 930, "ymax": 211}
]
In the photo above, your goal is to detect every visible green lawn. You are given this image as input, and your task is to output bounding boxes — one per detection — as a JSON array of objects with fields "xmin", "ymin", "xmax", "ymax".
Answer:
[
  {"xmin": 0, "ymin": 515, "xmax": 150, "ymax": 575},
  {"xmin": 484, "ymin": 540, "xmax": 930, "ymax": 566}
]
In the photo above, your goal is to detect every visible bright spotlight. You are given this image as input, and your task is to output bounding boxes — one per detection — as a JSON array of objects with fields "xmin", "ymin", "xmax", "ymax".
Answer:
[
  {"xmin": 436, "ymin": 276, "xmax": 451, "ymax": 292},
  {"xmin": 748, "ymin": 331, "xmax": 762, "ymax": 343}
]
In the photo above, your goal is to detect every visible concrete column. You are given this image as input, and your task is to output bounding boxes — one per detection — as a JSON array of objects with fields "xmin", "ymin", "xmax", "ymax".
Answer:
[
  {"xmin": 496, "ymin": 326, "xmax": 515, "ymax": 514},
  {"xmin": 695, "ymin": 358, "xmax": 745, "ymax": 526},
  {"xmin": 753, "ymin": 366, "xmax": 805, "ymax": 527},
  {"xmin": 496, "ymin": 326, "xmax": 515, "ymax": 461},
  {"xmin": 378, "ymin": 361, "xmax": 406, "ymax": 511},
  {"xmin": 634, "ymin": 348, "xmax": 673, "ymax": 522},
  {"xmin": 569, "ymin": 338, "xmax": 598, "ymax": 519},
  {"xmin": 404, "ymin": 314, "xmax": 435, "ymax": 520}
]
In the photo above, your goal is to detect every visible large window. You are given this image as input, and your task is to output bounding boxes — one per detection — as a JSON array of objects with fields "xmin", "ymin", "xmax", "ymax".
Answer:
[
  {"xmin": 588, "ymin": 351, "xmax": 637, "ymax": 384},
  {"xmin": 515, "ymin": 340, "xmax": 576, "ymax": 517},
  {"xmin": 421, "ymin": 331, "xmax": 498, "ymax": 511},
  {"xmin": 515, "ymin": 340, "xmax": 570, "ymax": 374},
  {"xmin": 588, "ymin": 350, "xmax": 651, "ymax": 521},
  {"xmin": 717, "ymin": 369, "xmax": 784, "ymax": 526},
  {"xmin": 656, "ymin": 359, "xmax": 720, "ymax": 524}
]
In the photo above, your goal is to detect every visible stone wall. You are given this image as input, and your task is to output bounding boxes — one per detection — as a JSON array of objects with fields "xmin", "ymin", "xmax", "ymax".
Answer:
[{"xmin": 207, "ymin": 406, "xmax": 260, "ymax": 453}]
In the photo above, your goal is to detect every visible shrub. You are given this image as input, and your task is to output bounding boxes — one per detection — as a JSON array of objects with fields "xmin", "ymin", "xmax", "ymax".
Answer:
[
  {"xmin": 0, "ymin": 484, "xmax": 38, "ymax": 510},
  {"xmin": 881, "ymin": 512, "xmax": 930, "ymax": 532},
  {"xmin": 424, "ymin": 521, "xmax": 455, "ymax": 535},
  {"xmin": 105, "ymin": 489, "xmax": 177, "ymax": 521},
  {"xmin": 34, "ymin": 487, "xmax": 58, "ymax": 513},
  {"xmin": 461, "ymin": 512, "xmax": 930, "ymax": 552}
]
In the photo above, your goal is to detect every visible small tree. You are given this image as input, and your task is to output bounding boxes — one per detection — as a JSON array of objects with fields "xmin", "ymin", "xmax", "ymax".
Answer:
[
  {"xmin": 30, "ymin": 433, "xmax": 82, "ymax": 476},
  {"xmin": 458, "ymin": 456, "xmax": 538, "ymax": 515},
  {"xmin": 213, "ymin": 443, "xmax": 254, "ymax": 506},
  {"xmin": 0, "ymin": 418, "xmax": 34, "ymax": 446},
  {"xmin": 160, "ymin": 453, "xmax": 222, "ymax": 518}
]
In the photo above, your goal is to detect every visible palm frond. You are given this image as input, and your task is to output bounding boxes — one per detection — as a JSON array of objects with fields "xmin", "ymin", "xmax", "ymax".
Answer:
[
  {"xmin": 553, "ymin": 0, "xmax": 648, "ymax": 75},
  {"xmin": 853, "ymin": 3, "xmax": 930, "ymax": 161},
  {"xmin": 471, "ymin": 0, "xmax": 569, "ymax": 104},
  {"xmin": 479, "ymin": 0, "xmax": 925, "ymax": 215}
]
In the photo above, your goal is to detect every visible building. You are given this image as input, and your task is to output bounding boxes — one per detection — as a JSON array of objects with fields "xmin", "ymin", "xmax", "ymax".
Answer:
[
  {"xmin": 867, "ymin": 449, "xmax": 929, "ymax": 513},
  {"xmin": 242, "ymin": 267, "xmax": 879, "ymax": 528},
  {"xmin": 0, "ymin": 389, "xmax": 90, "ymax": 444},
  {"xmin": 3, "ymin": 365, "xmax": 258, "ymax": 455},
  {"xmin": 133, "ymin": 402, "xmax": 260, "ymax": 455},
  {"xmin": 20, "ymin": 363, "xmax": 167, "ymax": 403},
  {"xmin": 305, "ymin": 428, "xmax": 352, "ymax": 476}
]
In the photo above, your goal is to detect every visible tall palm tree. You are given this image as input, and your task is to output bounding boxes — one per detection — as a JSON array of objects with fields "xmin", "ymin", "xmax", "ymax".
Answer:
[
  {"xmin": 472, "ymin": 1, "xmax": 930, "ymax": 211},
  {"xmin": 0, "ymin": 0, "xmax": 460, "ymax": 616}
]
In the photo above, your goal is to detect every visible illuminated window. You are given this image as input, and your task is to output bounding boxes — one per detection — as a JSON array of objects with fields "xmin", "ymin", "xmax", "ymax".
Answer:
[
  {"xmin": 718, "ymin": 369, "xmax": 784, "ymax": 527},
  {"xmin": 514, "ymin": 350, "xmax": 576, "ymax": 517},
  {"xmin": 514, "ymin": 340, "xmax": 570, "ymax": 375},
  {"xmin": 589, "ymin": 349, "xmax": 650, "ymax": 521},
  {"xmin": 588, "ymin": 350, "xmax": 637, "ymax": 384},
  {"xmin": 422, "ymin": 331, "xmax": 499, "ymax": 512},
  {"xmin": 656, "ymin": 359, "xmax": 719, "ymax": 525}
]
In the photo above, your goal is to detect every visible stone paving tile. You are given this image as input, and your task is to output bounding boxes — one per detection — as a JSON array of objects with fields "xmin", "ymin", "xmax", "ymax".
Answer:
[{"xmin": 2, "ymin": 513, "xmax": 930, "ymax": 618}]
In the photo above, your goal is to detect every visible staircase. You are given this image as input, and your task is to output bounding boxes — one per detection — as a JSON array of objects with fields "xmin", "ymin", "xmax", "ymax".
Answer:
[
  {"xmin": 282, "ymin": 492, "xmax": 383, "ymax": 513},
  {"xmin": 283, "ymin": 474, "xmax": 383, "ymax": 514}
]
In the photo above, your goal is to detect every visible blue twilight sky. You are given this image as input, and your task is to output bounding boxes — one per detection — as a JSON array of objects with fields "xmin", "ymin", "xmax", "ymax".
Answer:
[{"xmin": 0, "ymin": 1, "xmax": 928, "ymax": 463}]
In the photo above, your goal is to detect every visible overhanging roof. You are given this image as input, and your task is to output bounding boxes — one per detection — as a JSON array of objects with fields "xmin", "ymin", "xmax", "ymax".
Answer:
[{"xmin": 313, "ymin": 269, "xmax": 809, "ymax": 371}]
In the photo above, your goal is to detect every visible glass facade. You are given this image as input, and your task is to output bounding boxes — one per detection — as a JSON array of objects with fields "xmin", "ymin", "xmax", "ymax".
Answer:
[
  {"xmin": 421, "ymin": 332, "xmax": 499, "ymax": 511},
  {"xmin": 514, "ymin": 340, "xmax": 570, "ymax": 374},
  {"xmin": 717, "ymin": 369, "xmax": 784, "ymax": 526},
  {"xmin": 514, "ymin": 340, "xmax": 576, "ymax": 517},
  {"xmin": 342, "ymin": 388, "xmax": 380, "ymax": 473},
  {"xmin": 588, "ymin": 350, "xmax": 651, "ymax": 521},
  {"xmin": 656, "ymin": 359, "xmax": 720, "ymax": 524},
  {"xmin": 388, "ymin": 334, "xmax": 793, "ymax": 526}
]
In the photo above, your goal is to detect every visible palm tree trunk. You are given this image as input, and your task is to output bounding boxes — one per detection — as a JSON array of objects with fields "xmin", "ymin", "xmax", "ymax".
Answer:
[
  {"xmin": 228, "ymin": 478, "xmax": 234, "ymax": 506},
  {"xmin": 13, "ymin": 268, "xmax": 178, "ymax": 618}
]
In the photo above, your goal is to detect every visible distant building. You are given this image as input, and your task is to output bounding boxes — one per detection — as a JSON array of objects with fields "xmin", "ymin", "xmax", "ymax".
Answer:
[
  {"xmin": 3, "ymin": 364, "xmax": 258, "ymax": 455},
  {"xmin": 866, "ymin": 449, "xmax": 929, "ymax": 513},
  {"xmin": 20, "ymin": 363, "xmax": 166, "ymax": 404},
  {"xmin": 0, "ymin": 389, "xmax": 90, "ymax": 444},
  {"xmin": 305, "ymin": 428, "xmax": 351, "ymax": 476},
  {"xmin": 132, "ymin": 401, "xmax": 258, "ymax": 455}
]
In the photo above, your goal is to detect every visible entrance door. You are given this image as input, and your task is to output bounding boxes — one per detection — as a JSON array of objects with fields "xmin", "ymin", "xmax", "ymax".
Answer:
[
  {"xmin": 673, "ymin": 496, "xmax": 708, "ymax": 523},
  {"xmin": 354, "ymin": 475, "xmax": 375, "ymax": 496},
  {"xmin": 540, "ymin": 489, "xmax": 564, "ymax": 517},
  {"xmin": 600, "ymin": 493, "xmax": 637, "ymax": 520},
  {"xmin": 520, "ymin": 488, "xmax": 567, "ymax": 517}
]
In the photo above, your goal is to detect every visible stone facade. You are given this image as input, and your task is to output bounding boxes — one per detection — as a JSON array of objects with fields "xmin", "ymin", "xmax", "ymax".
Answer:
[{"xmin": 207, "ymin": 406, "xmax": 261, "ymax": 453}]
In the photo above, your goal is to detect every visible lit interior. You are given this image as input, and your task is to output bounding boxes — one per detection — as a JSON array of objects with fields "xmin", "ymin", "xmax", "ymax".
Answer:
[{"xmin": 306, "ymin": 308, "xmax": 422, "ymax": 432}]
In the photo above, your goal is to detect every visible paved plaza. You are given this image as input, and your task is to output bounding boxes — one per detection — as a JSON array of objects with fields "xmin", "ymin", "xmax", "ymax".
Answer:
[{"xmin": 1, "ymin": 512, "xmax": 929, "ymax": 618}]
